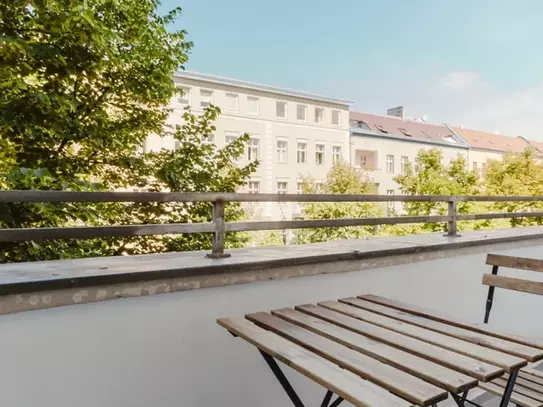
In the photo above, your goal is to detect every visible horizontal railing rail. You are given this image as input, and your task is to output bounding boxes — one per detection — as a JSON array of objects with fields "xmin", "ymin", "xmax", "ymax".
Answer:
[{"xmin": 1, "ymin": 191, "xmax": 543, "ymax": 258}]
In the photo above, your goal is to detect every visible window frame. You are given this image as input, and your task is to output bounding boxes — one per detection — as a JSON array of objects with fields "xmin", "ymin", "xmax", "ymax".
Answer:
[
  {"xmin": 297, "ymin": 141, "xmax": 307, "ymax": 164},
  {"xmin": 200, "ymin": 89, "xmax": 214, "ymax": 108},
  {"xmin": 247, "ymin": 137, "xmax": 260, "ymax": 161},
  {"xmin": 276, "ymin": 100, "xmax": 287, "ymax": 119},
  {"xmin": 314, "ymin": 107, "xmax": 325, "ymax": 124},
  {"xmin": 400, "ymin": 156, "xmax": 408, "ymax": 174},
  {"xmin": 247, "ymin": 96, "xmax": 260, "ymax": 116},
  {"xmin": 296, "ymin": 104, "xmax": 307, "ymax": 121},
  {"xmin": 386, "ymin": 154, "xmax": 395, "ymax": 173},
  {"xmin": 315, "ymin": 143, "xmax": 325, "ymax": 165},
  {"xmin": 247, "ymin": 180, "xmax": 260, "ymax": 194},
  {"xmin": 276, "ymin": 139, "xmax": 288, "ymax": 163},
  {"xmin": 176, "ymin": 86, "xmax": 191, "ymax": 106},
  {"xmin": 225, "ymin": 92, "xmax": 239, "ymax": 113},
  {"xmin": 331, "ymin": 110, "xmax": 341, "ymax": 126},
  {"xmin": 332, "ymin": 145, "xmax": 342, "ymax": 163}
]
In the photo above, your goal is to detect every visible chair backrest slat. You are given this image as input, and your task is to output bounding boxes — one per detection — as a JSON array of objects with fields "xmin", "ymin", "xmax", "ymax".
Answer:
[
  {"xmin": 482, "ymin": 274, "xmax": 543, "ymax": 296},
  {"xmin": 486, "ymin": 254, "xmax": 543, "ymax": 273}
]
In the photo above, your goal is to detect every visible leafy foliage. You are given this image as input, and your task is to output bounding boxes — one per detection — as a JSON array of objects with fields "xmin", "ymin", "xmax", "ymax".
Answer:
[
  {"xmin": 295, "ymin": 160, "xmax": 384, "ymax": 243},
  {"xmin": 393, "ymin": 149, "xmax": 483, "ymax": 232},
  {"xmin": 483, "ymin": 149, "xmax": 543, "ymax": 226},
  {"xmin": 0, "ymin": 0, "xmax": 257, "ymax": 262}
]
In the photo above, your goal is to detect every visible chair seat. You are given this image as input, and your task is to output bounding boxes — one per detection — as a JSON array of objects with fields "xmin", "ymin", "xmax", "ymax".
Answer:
[{"xmin": 479, "ymin": 368, "xmax": 543, "ymax": 407}]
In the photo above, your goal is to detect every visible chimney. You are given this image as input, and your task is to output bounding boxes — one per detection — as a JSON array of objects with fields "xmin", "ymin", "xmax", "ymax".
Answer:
[{"xmin": 386, "ymin": 106, "xmax": 404, "ymax": 119}]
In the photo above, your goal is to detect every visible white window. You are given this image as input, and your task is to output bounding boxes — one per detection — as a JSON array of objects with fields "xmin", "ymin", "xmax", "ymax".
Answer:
[
  {"xmin": 276, "ymin": 101, "xmax": 287, "ymax": 119},
  {"xmin": 359, "ymin": 155, "xmax": 367, "ymax": 167},
  {"xmin": 297, "ymin": 182, "xmax": 304, "ymax": 194},
  {"xmin": 176, "ymin": 86, "xmax": 190, "ymax": 105},
  {"xmin": 297, "ymin": 142, "xmax": 307, "ymax": 164},
  {"xmin": 315, "ymin": 144, "xmax": 325, "ymax": 165},
  {"xmin": 277, "ymin": 181, "xmax": 288, "ymax": 194},
  {"xmin": 401, "ymin": 156, "xmax": 408, "ymax": 174},
  {"xmin": 247, "ymin": 96, "xmax": 259, "ymax": 115},
  {"xmin": 225, "ymin": 132, "xmax": 238, "ymax": 145},
  {"xmin": 200, "ymin": 89, "xmax": 213, "ymax": 108},
  {"xmin": 481, "ymin": 162, "xmax": 486, "ymax": 175},
  {"xmin": 277, "ymin": 140, "xmax": 288, "ymax": 163},
  {"xmin": 331, "ymin": 110, "xmax": 341, "ymax": 125},
  {"xmin": 315, "ymin": 182, "xmax": 323, "ymax": 193},
  {"xmin": 173, "ymin": 140, "xmax": 180, "ymax": 150},
  {"xmin": 315, "ymin": 107, "xmax": 325, "ymax": 123},
  {"xmin": 201, "ymin": 133, "xmax": 215, "ymax": 144},
  {"xmin": 386, "ymin": 190, "xmax": 395, "ymax": 208},
  {"xmin": 248, "ymin": 138, "xmax": 259, "ymax": 160},
  {"xmin": 332, "ymin": 146, "xmax": 342, "ymax": 163},
  {"xmin": 297, "ymin": 105, "xmax": 307, "ymax": 121},
  {"xmin": 386, "ymin": 154, "xmax": 395, "ymax": 173},
  {"xmin": 247, "ymin": 181, "xmax": 260, "ymax": 194},
  {"xmin": 473, "ymin": 161, "xmax": 478, "ymax": 171},
  {"xmin": 225, "ymin": 93, "xmax": 238, "ymax": 112}
]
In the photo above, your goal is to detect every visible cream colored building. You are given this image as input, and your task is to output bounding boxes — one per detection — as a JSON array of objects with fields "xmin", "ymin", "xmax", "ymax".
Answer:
[
  {"xmin": 350, "ymin": 111, "xmax": 469, "ymax": 212},
  {"xmin": 144, "ymin": 71, "xmax": 352, "ymax": 220}
]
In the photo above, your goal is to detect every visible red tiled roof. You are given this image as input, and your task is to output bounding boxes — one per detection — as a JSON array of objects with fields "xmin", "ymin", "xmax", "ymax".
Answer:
[
  {"xmin": 452, "ymin": 127, "xmax": 529, "ymax": 154},
  {"xmin": 350, "ymin": 112, "xmax": 463, "ymax": 146}
]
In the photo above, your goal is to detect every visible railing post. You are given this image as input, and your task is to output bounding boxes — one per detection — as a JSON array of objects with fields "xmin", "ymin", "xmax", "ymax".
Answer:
[
  {"xmin": 206, "ymin": 200, "xmax": 231, "ymax": 258},
  {"xmin": 446, "ymin": 199, "xmax": 458, "ymax": 237}
]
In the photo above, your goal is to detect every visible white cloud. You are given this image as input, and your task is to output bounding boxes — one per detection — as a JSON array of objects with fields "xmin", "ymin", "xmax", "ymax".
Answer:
[{"xmin": 439, "ymin": 72, "xmax": 484, "ymax": 93}]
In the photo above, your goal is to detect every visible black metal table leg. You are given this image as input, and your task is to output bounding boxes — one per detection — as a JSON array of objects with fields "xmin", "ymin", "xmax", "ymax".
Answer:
[
  {"xmin": 499, "ymin": 370, "xmax": 518, "ymax": 407},
  {"xmin": 320, "ymin": 390, "xmax": 333, "ymax": 407},
  {"xmin": 329, "ymin": 396, "xmax": 344, "ymax": 407},
  {"xmin": 259, "ymin": 350, "xmax": 306, "ymax": 407}
]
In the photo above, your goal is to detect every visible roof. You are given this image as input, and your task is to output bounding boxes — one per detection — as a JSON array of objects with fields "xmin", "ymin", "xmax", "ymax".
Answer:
[
  {"xmin": 174, "ymin": 71, "xmax": 353, "ymax": 107},
  {"xmin": 452, "ymin": 127, "xmax": 530, "ymax": 154},
  {"xmin": 350, "ymin": 111, "xmax": 468, "ymax": 148},
  {"xmin": 526, "ymin": 139, "xmax": 543, "ymax": 156}
]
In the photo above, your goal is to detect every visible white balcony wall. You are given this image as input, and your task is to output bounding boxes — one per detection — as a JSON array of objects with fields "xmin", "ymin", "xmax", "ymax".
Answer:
[{"xmin": 1, "ymin": 242, "xmax": 542, "ymax": 407}]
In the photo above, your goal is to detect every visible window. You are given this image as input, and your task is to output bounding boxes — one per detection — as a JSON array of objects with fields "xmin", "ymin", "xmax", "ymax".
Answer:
[
  {"xmin": 176, "ymin": 86, "xmax": 190, "ymax": 105},
  {"xmin": 276, "ymin": 101, "xmax": 287, "ymax": 118},
  {"xmin": 315, "ymin": 107, "xmax": 324, "ymax": 123},
  {"xmin": 225, "ymin": 132, "xmax": 238, "ymax": 145},
  {"xmin": 297, "ymin": 142, "xmax": 307, "ymax": 164},
  {"xmin": 358, "ymin": 155, "xmax": 367, "ymax": 167},
  {"xmin": 386, "ymin": 154, "xmax": 395, "ymax": 173},
  {"xmin": 297, "ymin": 182, "xmax": 304, "ymax": 194},
  {"xmin": 315, "ymin": 182, "xmax": 323, "ymax": 193},
  {"xmin": 473, "ymin": 161, "xmax": 478, "ymax": 171},
  {"xmin": 277, "ymin": 181, "xmax": 288, "ymax": 194},
  {"xmin": 481, "ymin": 162, "xmax": 487, "ymax": 175},
  {"xmin": 331, "ymin": 110, "xmax": 341, "ymax": 125},
  {"xmin": 247, "ymin": 96, "xmax": 259, "ymax": 115},
  {"xmin": 398, "ymin": 127, "xmax": 411, "ymax": 137},
  {"xmin": 401, "ymin": 156, "xmax": 408, "ymax": 174},
  {"xmin": 332, "ymin": 146, "xmax": 342, "ymax": 163},
  {"xmin": 225, "ymin": 93, "xmax": 238, "ymax": 112},
  {"xmin": 353, "ymin": 120, "xmax": 371, "ymax": 130},
  {"xmin": 386, "ymin": 190, "xmax": 395, "ymax": 208},
  {"xmin": 247, "ymin": 181, "xmax": 260, "ymax": 194},
  {"xmin": 173, "ymin": 140, "xmax": 180, "ymax": 151},
  {"xmin": 297, "ymin": 105, "xmax": 306, "ymax": 121},
  {"xmin": 200, "ymin": 89, "xmax": 213, "ymax": 108},
  {"xmin": 277, "ymin": 140, "xmax": 288, "ymax": 163},
  {"xmin": 375, "ymin": 124, "xmax": 388, "ymax": 133},
  {"xmin": 315, "ymin": 144, "xmax": 325, "ymax": 165},
  {"xmin": 248, "ymin": 138, "xmax": 259, "ymax": 160},
  {"xmin": 201, "ymin": 133, "xmax": 215, "ymax": 144}
]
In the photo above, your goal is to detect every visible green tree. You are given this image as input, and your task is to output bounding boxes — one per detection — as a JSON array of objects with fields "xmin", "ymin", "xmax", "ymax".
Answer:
[
  {"xmin": 483, "ymin": 149, "xmax": 543, "ymax": 227},
  {"xmin": 393, "ymin": 149, "xmax": 484, "ymax": 232},
  {"xmin": 295, "ymin": 160, "xmax": 385, "ymax": 244},
  {"xmin": 0, "ymin": 0, "xmax": 258, "ymax": 262}
]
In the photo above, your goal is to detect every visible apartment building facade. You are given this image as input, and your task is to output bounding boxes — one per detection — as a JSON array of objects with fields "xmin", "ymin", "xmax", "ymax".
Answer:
[
  {"xmin": 143, "ymin": 71, "xmax": 352, "ymax": 220},
  {"xmin": 453, "ymin": 127, "xmax": 534, "ymax": 174},
  {"xmin": 349, "ymin": 111, "xmax": 469, "ymax": 212}
]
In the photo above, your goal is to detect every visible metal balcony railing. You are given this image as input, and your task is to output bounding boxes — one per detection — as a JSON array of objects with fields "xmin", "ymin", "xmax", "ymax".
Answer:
[{"xmin": 1, "ymin": 191, "xmax": 543, "ymax": 258}]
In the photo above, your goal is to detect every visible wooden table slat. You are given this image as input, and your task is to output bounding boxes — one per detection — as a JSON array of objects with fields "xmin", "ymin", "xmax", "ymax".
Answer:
[
  {"xmin": 271, "ymin": 308, "xmax": 477, "ymax": 393},
  {"xmin": 293, "ymin": 304, "xmax": 503, "ymax": 381},
  {"xmin": 521, "ymin": 368, "xmax": 543, "ymax": 385},
  {"xmin": 493, "ymin": 377, "xmax": 543, "ymax": 402},
  {"xmin": 479, "ymin": 382, "xmax": 543, "ymax": 407},
  {"xmin": 340, "ymin": 297, "xmax": 543, "ymax": 362},
  {"xmin": 217, "ymin": 317, "xmax": 413, "ymax": 407},
  {"xmin": 359, "ymin": 294, "xmax": 543, "ymax": 351},
  {"xmin": 246, "ymin": 312, "xmax": 447, "ymax": 406},
  {"xmin": 319, "ymin": 300, "xmax": 526, "ymax": 372}
]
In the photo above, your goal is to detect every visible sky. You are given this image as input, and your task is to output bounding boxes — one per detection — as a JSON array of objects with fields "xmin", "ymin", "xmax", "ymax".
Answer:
[{"xmin": 160, "ymin": 0, "xmax": 543, "ymax": 140}]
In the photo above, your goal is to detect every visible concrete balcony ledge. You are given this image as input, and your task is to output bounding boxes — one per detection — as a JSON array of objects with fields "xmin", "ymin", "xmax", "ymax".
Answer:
[{"xmin": 1, "ymin": 226, "xmax": 543, "ymax": 315}]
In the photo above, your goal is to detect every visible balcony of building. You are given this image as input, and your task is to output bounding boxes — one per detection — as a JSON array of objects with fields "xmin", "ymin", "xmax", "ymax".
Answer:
[{"xmin": 1, "ymin": 191, "xmax": 543, "ymax": 407}]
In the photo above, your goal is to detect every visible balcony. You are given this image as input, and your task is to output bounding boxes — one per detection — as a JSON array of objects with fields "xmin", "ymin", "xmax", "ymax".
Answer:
[{"xmin": 1, "ymin": 191, "xmax": 543, "ymax": 406}]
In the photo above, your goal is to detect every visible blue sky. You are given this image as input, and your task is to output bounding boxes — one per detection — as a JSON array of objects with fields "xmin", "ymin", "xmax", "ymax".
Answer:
[{"xmin": 161, "ymin": 0, "xmax": 543, "ymax": 139}]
